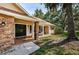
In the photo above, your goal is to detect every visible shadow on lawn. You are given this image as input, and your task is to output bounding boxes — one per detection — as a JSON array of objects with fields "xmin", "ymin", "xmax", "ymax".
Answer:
[
  {"xmin": 32, "ymin": 32, "xmax": 79, "ymax": 55},
  {"xmin": 32, "ymin": 40, "xmax": 66, "ymax": 55},
  {"xmin": 32, "ymin": 39, "xmax": 79, "ymax": 55}
]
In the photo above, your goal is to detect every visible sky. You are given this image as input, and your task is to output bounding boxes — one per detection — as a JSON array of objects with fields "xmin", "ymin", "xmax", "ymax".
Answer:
[{"xmin": 20, "ymin": 3, "xmax": 47, "ymax": 16}]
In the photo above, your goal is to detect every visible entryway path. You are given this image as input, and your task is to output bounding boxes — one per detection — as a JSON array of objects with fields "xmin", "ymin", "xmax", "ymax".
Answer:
[{"xmin": 0, "ymin": 42, "xmax": 40, "ymax": 55}]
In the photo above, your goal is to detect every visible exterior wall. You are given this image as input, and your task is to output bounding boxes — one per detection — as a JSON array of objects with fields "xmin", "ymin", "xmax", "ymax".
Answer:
[
  {"xmin": 38, "ymin": 24, "xmax": 52, "ymax": 37},
  {"xmin": 44, "ymin": 26, "xmax": 49, "ymax": 34},
  {"xmin": 48, "ymin": 26, "xmax": 52, "ymax": 35},
  {"xmin": 0, "ymin": 15, "xmax": 15, "ymax": 51},
  {"xmin": 0, "ymin": 3, "xmax": 26, "ymax": 15},
  {"xmin": 14, "ymin": 19, "xmax": 33, "ymax": 39},
  {"xmin": 15, "ymin": 19, "xmax": 33, "ymax": 25},
  {"xmin": 38, "ymin": 25, "xmax": 44, "ymax": 36},
  {"xmin": 38, "ymin": 25, "xmax": 52, "ymax": 38}
]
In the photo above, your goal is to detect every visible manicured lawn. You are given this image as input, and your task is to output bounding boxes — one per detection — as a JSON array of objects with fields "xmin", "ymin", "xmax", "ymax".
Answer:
[
  {"xmin": 32, "ymin": 32, "xmax": 79, "ymax": 55},
  {"xmin": 34, "ymin": 34, "xmax": 67, "ymax": 46},
  {"xmin": 32, "ymin": 41, "xmax": 79, "ymax": 55}
]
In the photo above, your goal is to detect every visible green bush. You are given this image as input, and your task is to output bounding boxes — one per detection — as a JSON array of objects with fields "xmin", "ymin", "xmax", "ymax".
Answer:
[
  {"xmin": 76, "ymin": 31, "xmax": 79, "ymax": 36},
  {"xmin": 54, "ymin": 26, "xmax": 63, "ymax": 34}
]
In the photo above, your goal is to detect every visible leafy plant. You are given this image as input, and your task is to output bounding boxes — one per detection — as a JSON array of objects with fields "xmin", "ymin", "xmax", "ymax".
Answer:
[{"xmin": 54, "ymin": 26, "xmax": 64, "ymax": 34}]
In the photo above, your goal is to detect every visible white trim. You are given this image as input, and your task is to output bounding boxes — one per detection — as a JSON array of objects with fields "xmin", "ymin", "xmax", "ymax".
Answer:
[
  {"xmin": 32, "ymin": 22, "xmax": 34, "ymax": 39},
  {"xmin": 26, "ymin": 24, "xmax": 33, "ymax": 36},
  {"xmin": 42, "ymin": 25, "xmax": 44, "ymax": 36},
  {"xmin": 0, "ymin": 10, "xmax": 36, "ymax": 22},
  {"xmin": 14, "ymin": 22, "xmax": 16, "ymax": 38},
  {"xmin": 16, "ymin": 3, "xmax": 30, "ymax": 15},
  {"xmin": 49, "ymin": 26, "xmax": 51, "ymax": 35},
  {"xmin": 33, "ymin": 17, "xmax": 54, "ymax": 25}
]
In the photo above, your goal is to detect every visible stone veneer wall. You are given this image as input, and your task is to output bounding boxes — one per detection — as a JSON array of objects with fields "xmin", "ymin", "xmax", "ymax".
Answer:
[{"xmin": 0, "ymin": 15, "xmax": 15, "ymax": 52}]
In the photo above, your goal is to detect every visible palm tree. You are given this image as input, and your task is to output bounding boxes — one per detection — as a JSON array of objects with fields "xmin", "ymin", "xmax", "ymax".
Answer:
[{"xmin": 44, "ymin": 3, "xmax": 78, "ymax": 45}]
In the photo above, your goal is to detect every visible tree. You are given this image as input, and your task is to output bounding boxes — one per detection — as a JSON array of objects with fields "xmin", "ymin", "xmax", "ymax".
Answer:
[
  {"xmin": 73, "ymin": 4, "xmax": 79, "ymax": 31},
  {"xmin": 44, "ymin": 3, "xmax": 78, "ymax": 45},
  {"xmin": 33, "ymin": 5, "xmax": 65, "ymax": 31},
  {"xmin": 44, "ymin": 4, "xmax": 65, "ymax": 31},
  {"xmin": 33, "ymin": 9, "xmax": 44, "ymax": 19},
  {"xmin": 44, "ymin": 4, "xmax": 63, "ymax": 29},
  {"xmin": 65, "ymin": 4, "xmax": 77, "ymax": 40}
]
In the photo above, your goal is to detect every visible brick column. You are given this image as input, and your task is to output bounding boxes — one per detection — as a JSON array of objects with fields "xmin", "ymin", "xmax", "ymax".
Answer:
[{"xmin": 34, "ymin": 21, "xmax": 39, "ymax": 40}]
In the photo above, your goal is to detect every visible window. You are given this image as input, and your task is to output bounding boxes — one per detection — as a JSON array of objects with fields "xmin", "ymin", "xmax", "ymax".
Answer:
[
  {"xmin": 39, "ymin": 26, "xmax": 43, "ymax": 33},
  {"xmin": 15, "ymin": 24, "xmax": 26, "ymax": 37},
  {"xmin": 29, "ymin": 25, "xmax": 32, "ymax": 33}
]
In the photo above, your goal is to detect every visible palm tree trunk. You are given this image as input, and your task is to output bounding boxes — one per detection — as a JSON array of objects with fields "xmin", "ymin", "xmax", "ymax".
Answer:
[{"xmin": 65, "ymin": 3, "xmax": 78, "ymax": 41}]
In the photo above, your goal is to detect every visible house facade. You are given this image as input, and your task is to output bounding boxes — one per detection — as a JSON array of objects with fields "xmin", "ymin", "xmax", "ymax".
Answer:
[{"xmin": 0, "ymin": 3, "xmax": 53, "ymax": 51}]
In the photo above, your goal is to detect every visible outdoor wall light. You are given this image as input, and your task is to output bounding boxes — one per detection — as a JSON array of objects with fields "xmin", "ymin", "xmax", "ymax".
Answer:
[{"xmin": 0, "ymin": 18, "xmax": 6, "ymax": 28}]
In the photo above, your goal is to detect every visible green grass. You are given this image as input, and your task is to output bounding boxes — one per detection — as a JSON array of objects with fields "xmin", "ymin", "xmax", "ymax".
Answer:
[
  {"xmin": 59, "ymin": 31, "xmax": 79, "ymax": 39},
  {"xmin": 76, "ymin": 32, "xmax": 79, "ymax": 38},
  {"xmin": 32, "ymin": 34, "xmax": 66, "ymax": 55},
  {"xmin": 32, "ymin": 44, "xmax": 65, "ymax": 55},
  {"xmin": 33, "ymin": 41, "xmax": 79, "ymax": 55},
  {"xmin": 32, "ymin": 32, "xmax": 79, "ymax": 55}
]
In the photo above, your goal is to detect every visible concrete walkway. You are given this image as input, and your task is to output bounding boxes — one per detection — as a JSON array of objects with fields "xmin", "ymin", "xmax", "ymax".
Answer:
[{"xmin": 0, "ymin": 42, "xmax": 40, "ymax": 55}]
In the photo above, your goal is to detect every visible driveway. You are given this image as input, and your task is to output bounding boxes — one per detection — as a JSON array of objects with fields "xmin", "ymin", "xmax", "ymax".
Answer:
[{"xmin": 0, "ymin": 42, "xmax": 40, "ymax": 55}]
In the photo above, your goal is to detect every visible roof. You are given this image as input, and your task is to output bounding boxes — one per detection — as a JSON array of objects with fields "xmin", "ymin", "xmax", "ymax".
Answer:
[
  {"xmin": 15, "ymin": 3, "xmax": 54, "ymax": 26},
  {"xmin": 15, "ymin": 4, "xmax": 54, "ymax": 26},
  {"xmin": 0, "ymin": 9, "xmax": 36, "ymax": 21},
  {"xmin": 32, "ymin": 17, "xmax": 54, "ymax": 26},
  {"xmin": 0, "ymin": 3, "xmax": 37, "ymax": 21},
  {"xmin": 14, "ymin": 3, "xmax": 30, "ymax": 16},
  {"xmin": 0, "ymin": 3, "xmax": 55, "ymax": 26}
]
